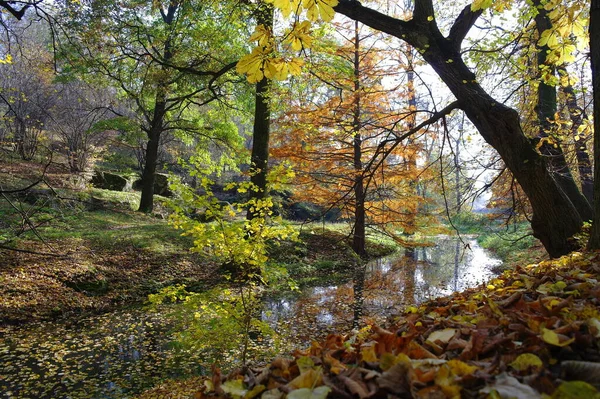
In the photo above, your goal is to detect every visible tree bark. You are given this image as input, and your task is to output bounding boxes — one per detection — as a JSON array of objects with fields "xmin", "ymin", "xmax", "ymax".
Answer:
[
  {"xmin": 588, "ymin": 0, "xmax": 600, "ymax": 249},
  {"xmin": 335, "ymin": 0, "xmax": 583, "ymax": 257},
  {"xmin": 247, "ymin": 3, "xmax": 273, "ymax": 221},
  {"xmin": 404, "ymin": 43, "xmax": 418, "ymax": 257}
]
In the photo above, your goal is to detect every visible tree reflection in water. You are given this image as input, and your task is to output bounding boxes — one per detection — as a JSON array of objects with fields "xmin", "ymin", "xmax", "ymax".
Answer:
[{"xmin": 263, "ymin": 236, "xmax": 501, "ymax": 344}]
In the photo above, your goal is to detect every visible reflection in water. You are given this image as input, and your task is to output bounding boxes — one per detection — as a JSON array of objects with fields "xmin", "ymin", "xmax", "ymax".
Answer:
[{"xmin": 264, "ymin": 236, "xmax": 501, "ymax": 342}]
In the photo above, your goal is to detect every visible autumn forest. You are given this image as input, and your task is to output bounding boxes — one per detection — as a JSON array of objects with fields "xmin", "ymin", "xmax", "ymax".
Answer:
[{"xmin": 1, "ymin": 0, "xmax": 600, "ymax": 398}]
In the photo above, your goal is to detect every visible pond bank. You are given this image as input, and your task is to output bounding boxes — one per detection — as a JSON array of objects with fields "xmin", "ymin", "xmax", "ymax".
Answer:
[{"xmin": 0, "ymin": 226, "xmax": 394, "ymax": 326}]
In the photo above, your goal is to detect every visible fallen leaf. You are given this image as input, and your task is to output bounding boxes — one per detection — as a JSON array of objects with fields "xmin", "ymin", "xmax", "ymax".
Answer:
[
  {"xmin": 426, "ymin": 328, "xmax": 457, "ymax": 345},
  {"xmin": 480, "ymin": 373, "xmax": 542, "ymax": 399},
  {"xmin": 509, "ymin": 354, "xmax": 543, "ymax": 372},
  {"xmin": 287, "ymin": 386, "xmax": 331, "ymax": 399},
  {"xmin": 551, "ymin": 380, "xmax": 600, "ymax": 398},
  {"xmin": 541, "ymin": 328, "xmax": 575, "ymax": 347}
]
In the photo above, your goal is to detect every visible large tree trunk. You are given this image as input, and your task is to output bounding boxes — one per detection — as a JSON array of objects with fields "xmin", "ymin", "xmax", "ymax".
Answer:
[
  {"xmin": 588, "ymin": 0, "xmax": 600, "ymax": 249},
  {"xmin": 335, "ymin": 0, "xmax": 584, "ymax": 257},
  {"xmin": 247, "ymin": 4, "xmax": 273, "ymax": 221}
]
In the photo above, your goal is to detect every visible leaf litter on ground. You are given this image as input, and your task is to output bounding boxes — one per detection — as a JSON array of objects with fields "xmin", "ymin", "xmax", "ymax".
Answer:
[{"xmin": 141, "ymin": 251, "xmax": 600, "ymax": 399}]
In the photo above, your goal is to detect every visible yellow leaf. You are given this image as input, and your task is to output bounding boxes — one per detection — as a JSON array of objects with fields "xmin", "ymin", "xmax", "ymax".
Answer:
[
  {"xmin": 302, "ymin": 0, "xmax": 338, "ymax": 22},
  {"xmin": 435, "ymin": 365, "xmax": 462, "ymax": 398},
  {"xmin": 509, "ymin": 353, "xmax": 543, "ymax": 371},
  {"xmin": 297, "ymin": 356, "xmax": 315, "ymax": 374},
  {"xmin": 248, "ymin": 24, "xmax": 272, "ymax": 46},
  {"xmin": 0, "ymin": 54, "xmax": 12, "ymax": 64},
  {"xmin": 222, "ymin": 380, "xmax": 248, "ymax": 398},
  {"xmin": 539, "ymin": 29, "xmax": 559, "ymax": 48},
  {"xmin": 287, "ymin": 386, "xmax": 331, "ymax": 399},
  {"xmin": 471, "ymin": 0, "xmax": 493, "ymax": 11},
  {"xmin": 361, "ymin": 344, "xmax": 378, "ymax": 362},
  {"xmin": 541, "ymin": 328, "xmax": 575, "ymax": 347},
  {"xmin": 273, "ymin": 0, "xmax": 301, "ymax": 18},
  {"xmin": 288, "ymin": 368, "xmax": 323, "ymax": 389},
  {"xmin": 284, "ymin": 20, "xmax": 313, "ymax": 51},
  {"xmin": 447, "ymin": 359, "xmax": 478, "ymax": 376},
  {"xmin": 551, "ymin": 381, "xmax": 600, "ymax": 399}
]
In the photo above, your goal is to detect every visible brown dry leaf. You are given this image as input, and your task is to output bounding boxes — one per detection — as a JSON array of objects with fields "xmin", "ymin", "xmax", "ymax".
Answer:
[
  {"xmin": 407, "ymin": 341, "xmax": 438, "ymax": 359},
  {"xmin": 338, "ymin": 374, "xmax": 370, "ymax": 398},
  {"xmin": 426, "ymin": 328, "xmax": 457, "ymax": 346},
  {"xmin": 377, "ymin": 361, "xmax": 411, "ymax": 395},
  {"xmin": 323, "ymin": 353, "xmax": 346, "ymax": 375}
]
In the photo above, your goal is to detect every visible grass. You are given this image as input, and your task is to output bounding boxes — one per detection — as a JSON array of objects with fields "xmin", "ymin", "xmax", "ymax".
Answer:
[{"xmin": 476, "ymin": 221, "xmax": 547, "ymax": 268}]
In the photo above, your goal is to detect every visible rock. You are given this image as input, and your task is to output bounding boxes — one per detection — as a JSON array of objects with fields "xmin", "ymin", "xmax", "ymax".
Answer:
[
  {"xmin": 153, "ymin": 173, "xmax": 172, "ymax": 197},
  {"xmin": 132, "ymin": 173, "xmax": 172, "ymax": 197},
  {"xmin": 91, "ymin": 171, "xmax": 131, "ymax": 191}
]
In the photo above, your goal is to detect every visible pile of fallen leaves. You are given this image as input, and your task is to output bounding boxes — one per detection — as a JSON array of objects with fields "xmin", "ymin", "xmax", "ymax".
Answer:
[{"xmin": 183, "ymin": 252, "xmax": 600, "ymax": 399}]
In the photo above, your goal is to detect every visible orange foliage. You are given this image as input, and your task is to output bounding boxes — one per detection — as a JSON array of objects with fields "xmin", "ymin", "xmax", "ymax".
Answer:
[{"xmin": 272, "ymin": 21, "xmax": 432, "ymax": 243}]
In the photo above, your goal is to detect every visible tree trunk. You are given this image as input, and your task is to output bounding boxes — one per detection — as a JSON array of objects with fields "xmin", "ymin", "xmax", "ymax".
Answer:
[
  {"xmin": 335, "ymin": 0, "xmax": 583, "ymax": 257},
  {"xmin": 533, "ymin": 3, "xmax": 593, "ymax": 220},
  {"xmin": 138, "ymin": 113, "xmax": 163, "ymax": 213},
  {"xmin": 588, "ymin": 0, "xmax": 600, "ymax": 249},
  {"xmin": 247, "ymin": 4, "xmax": 273, "ymax": 221},
  {"xmin": 352, "ymin": 20, "xmax": 367, "ymax": 258},
  {"xmin": 404, "ymin": 43, "xmax": 418, "ymax": 257},
  {"xmin": 137, "ymin": 4, "xmax": 176, "ymax": 213},
  {"xmin": 560, "ymin": 75, "xmax": 594, "ymax": 205}
]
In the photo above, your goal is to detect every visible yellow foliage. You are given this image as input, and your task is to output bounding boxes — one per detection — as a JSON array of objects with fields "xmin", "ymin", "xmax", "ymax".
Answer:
[{"xmin": 302, "ymin": 0, "xmax": 338, "ymax": 22}]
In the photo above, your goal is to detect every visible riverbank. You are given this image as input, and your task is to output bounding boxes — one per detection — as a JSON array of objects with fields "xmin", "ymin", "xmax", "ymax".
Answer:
[{"xmin": 0, "ymin": 207, "xmax": 396, "ymax": 325}]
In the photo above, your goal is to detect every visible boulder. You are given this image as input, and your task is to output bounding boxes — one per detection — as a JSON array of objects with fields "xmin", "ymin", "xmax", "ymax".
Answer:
[
  {"xmin": 132, "ymin": 173, "xmax": 172, "ymax": 197},
  {"xmin": 91, "ymin": 171, "xmax": 131, "ymax": 191}
]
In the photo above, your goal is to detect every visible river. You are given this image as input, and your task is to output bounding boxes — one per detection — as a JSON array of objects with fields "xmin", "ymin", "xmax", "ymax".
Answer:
[{"xmin": 0, "ymin": 236, "xmax": 501, "ymax": 398}]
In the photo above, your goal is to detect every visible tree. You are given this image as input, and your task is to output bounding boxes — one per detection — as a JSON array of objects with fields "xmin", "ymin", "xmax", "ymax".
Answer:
[
  {"xmin": 274, "ymin": 18, "xmax": 428, "ymax": 257},
  {"xmin": 50, "ymin": 82, "xmax": 117, "ymax": 173},
  {"xmin": 58, "ymin": 0, "xmax": 244, "ymax": 213},
  {"xmin": 239, "ymin": 0, "xmax": 592, "ymax": 257},
  {"xmin": 588, "ymin": 0, "xmax": 600, "ymax": 249},
  {"xmin": 0, "ymin": 42, "xmax": 55, "ymax": 161},
  {"xmin": 328, "ymin": 0, "xmax": 588, "ymax": 257},
  {"xmin": 247, "ymin": 3, "xmax": 274, "ymax": 221}
]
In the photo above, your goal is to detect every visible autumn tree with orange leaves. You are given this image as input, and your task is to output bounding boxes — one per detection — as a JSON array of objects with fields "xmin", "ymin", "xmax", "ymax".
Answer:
[{"xmin": 273, "ymin": 19, "xmax": 431, "ymax": 258}]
